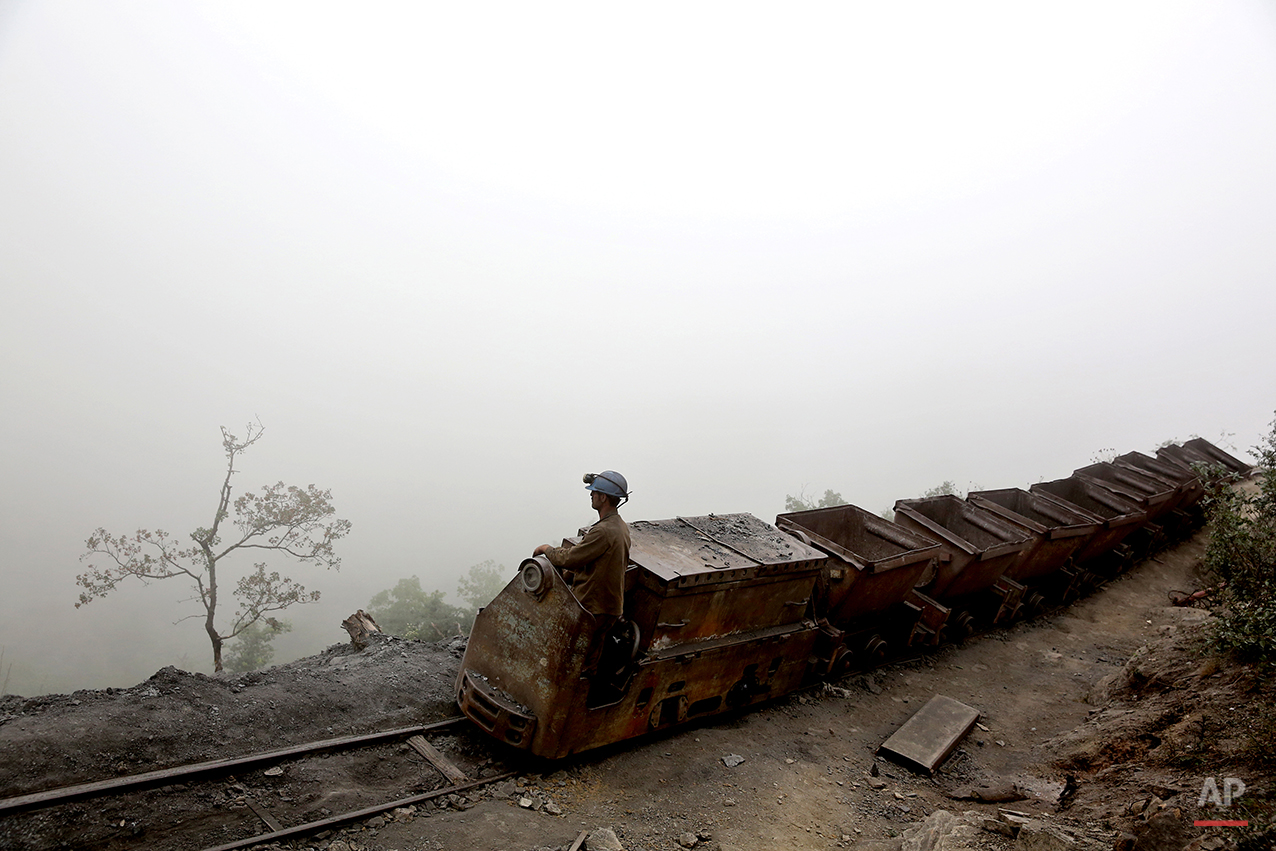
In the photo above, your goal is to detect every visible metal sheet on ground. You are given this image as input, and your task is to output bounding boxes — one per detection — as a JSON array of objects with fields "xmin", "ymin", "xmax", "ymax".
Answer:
[{"xmin": 878, "ymin": 695, "xmax": 980, "ymax": 774}]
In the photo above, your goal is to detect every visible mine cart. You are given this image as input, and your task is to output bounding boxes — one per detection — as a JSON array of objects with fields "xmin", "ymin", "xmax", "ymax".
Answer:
[
  {"xmin": 1072, "ymin": 462, "xmax": 1180, "ymax": 521},
  {"xmin": 1029, "ymin": 476, "xmax": 1146, "ymax": 573},
  {"xmin": 1183, "ymin": 437, "xmax": 1256, "ymax": 477},
  {"xmin": 457, "ymin": 513, "xmax": 829, "ymax": 759},
  {"xmin": 776, "ymin": 503, "xmax": 949, "ymax": 663},
  {"xmin": 1156, "ymin": 442, "xmax": 1223, "ymax": 482},
  {"xmin": 891, "ymin": 495, "xmax": 1031, "ymax": 636},
  {"xmin": 625, "ymin": 513, "xmax": 828, "ymax": 649},
  {"xmin": 1114, "ymin": 450, "xmax": 1206, "ymax": 537},
  {"xmin": 966, "ymin": 488, "xmax": 1099, "ymax": 612},
  {"xmin": 1115, "ymin": 451, "xmax": 1204, "ymax": 510},
  {"xmin": 1072, "ymin": 461, "xmax": 1180, "ymax": 558},
  {"xmin": 1157, "ymin": 440, "xmax": 1251, "ymax": 484}
]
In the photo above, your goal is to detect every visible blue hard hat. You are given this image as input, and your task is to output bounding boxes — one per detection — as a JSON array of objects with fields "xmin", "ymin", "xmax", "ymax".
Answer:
[{"xmin": 583, "ymin": 470, "xmax": 630, "ymax": 500}]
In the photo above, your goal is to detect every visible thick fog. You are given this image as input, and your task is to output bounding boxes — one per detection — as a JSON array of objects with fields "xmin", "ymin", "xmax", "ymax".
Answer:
[{"xmin": 2, "ymin": 3, "xmax": 1274, "ymax": 697}]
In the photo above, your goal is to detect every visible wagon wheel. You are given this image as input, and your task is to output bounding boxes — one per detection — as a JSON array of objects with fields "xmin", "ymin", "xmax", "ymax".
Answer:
[
  {"xmin": 862, "ymin": 634, "xmax": 888, "ymax": 664},
  {"xmin": 950, "ymin": 611, "xmax": 976, "ymax": 642}
]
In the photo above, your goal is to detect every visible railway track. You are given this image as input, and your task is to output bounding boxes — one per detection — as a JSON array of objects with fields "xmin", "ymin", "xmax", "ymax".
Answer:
[{"xmin": 0, "ymin": 715, "xmax": 514, "ymax": 851}]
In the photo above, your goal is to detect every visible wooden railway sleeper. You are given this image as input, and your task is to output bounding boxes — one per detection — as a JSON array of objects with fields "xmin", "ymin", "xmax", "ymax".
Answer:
[
  {"xmin": 0, "ymin": 717, "xmax": 467, "ymax": 818},
  {"xmin": 203, "ymin": 769, "xmax": 517, "ymax": 851},
  {"xmin": 219, "ymin": 723, "xmax": 497, "ymax": 850},
  {"xmin": 406, "ymin": 734, "xmax": 469, "ymax": 784},
  {"xmin": 0, "ymin": 717, "xmax": 504, "ymax": 851},
  {"xmin": 0, "ymin": 714, "xmax": 474, "ymax": 847}
]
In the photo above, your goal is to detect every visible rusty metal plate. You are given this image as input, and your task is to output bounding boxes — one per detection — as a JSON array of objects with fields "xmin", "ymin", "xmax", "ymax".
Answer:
[
  {"xmin": 628, "ymin": 513, "xmax": 827, "ymax": 583},
  {"xmin": 1157, "ymin": 443, "xmax": 1215, "ymax": 475},
  {"xmin": 878, "ymin": 694, "xmax": 980, "ymax": 774},
  {"xmin": 893, "ymin": 496, "xmax": 1030, "ymax": 560}
]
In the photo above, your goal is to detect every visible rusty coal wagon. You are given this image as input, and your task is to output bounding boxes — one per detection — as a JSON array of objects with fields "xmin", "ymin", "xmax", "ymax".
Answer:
[
  {"xmin": 890, "ymin": 495, "xmax": 1032, "ymax": 637},
  {"xmin": 965, "ymin": 487, "xmax": 1100, "ymax": 615},
  {"xmin": 1029, "ymin": 475, "xmax": 1147, "ymax": 574},
  {"xmin": 775, "ymin": 503, "xmax": 949, "ymax": 663}
]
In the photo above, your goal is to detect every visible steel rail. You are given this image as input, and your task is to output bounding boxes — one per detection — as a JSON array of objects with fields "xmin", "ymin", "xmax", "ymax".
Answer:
[
  {"xmin": 0, "ymin": 716, "xmax": 467, "ymax": 816},
  {"xmin": 201, "ymin": 769, "xmax": 517, "ymax": 851}
]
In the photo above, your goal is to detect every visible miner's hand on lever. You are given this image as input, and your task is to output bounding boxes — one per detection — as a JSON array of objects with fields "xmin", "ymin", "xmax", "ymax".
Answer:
[{"xmin": 532, "ymin": 543, "xmax": 574, "ymax": 584}]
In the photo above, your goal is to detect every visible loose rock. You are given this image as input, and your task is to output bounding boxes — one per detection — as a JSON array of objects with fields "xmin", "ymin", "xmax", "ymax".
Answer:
[
  {"xmin": 585, "ymin": 827, "xmax": 624, "ymax": 851},
  {"xmin": 1017, "ymin": 819, "xmax": 1075, "ymax": 850},
  {"xmin": 981, "ymin": 817, "xmax": 1015, "ymax": 838},
  {"xmin": 1131, "ymin": 811, "xmax": 1191, "ymax": 851}
]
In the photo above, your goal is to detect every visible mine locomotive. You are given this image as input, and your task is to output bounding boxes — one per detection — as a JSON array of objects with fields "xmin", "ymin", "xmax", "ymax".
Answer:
[{"xmin": 456, "ymin": 438, "xmax": 1252, "ymax": 759}]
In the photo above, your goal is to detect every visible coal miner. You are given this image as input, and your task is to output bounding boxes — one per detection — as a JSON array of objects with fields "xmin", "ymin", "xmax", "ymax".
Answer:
[{"xmin": 533, "ymin": 470, "xmax": 631, "ymax": 674}]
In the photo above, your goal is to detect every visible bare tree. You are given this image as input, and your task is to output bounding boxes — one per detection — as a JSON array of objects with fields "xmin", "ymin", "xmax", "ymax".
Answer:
[{"xmin": 76, "ymin": 422, "xmax": 351, "ymax": 672}]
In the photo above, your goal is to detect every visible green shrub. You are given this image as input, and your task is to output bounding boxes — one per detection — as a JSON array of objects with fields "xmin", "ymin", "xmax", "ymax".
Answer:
[
  {"xmin": 367, "ymin": 575, "xmax": 470, "ymax": 640},
  {"xmin": 1201, "ymin": 414, "xmax": 1276, "ymax": 661},
  {"xmin": 223, "ymin": 619, "xmax": 292, "ymax": 673}
]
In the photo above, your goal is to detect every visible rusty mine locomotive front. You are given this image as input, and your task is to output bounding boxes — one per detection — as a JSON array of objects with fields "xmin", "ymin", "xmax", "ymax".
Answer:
[{"xmin": 458, "ymin": 513, "xmax": 829, "ymax": 759}]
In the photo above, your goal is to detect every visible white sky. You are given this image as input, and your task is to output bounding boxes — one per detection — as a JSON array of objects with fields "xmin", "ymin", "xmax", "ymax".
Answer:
[{"xmin": 2, "ymin": 2, "xmax": 1274, "ymax": 694}]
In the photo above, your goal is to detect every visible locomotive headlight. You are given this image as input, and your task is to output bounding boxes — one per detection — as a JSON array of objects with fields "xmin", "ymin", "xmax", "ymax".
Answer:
[{"xmin": 519, "ymin": 558, "xmax": 548, "ymax": 598}]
